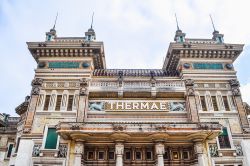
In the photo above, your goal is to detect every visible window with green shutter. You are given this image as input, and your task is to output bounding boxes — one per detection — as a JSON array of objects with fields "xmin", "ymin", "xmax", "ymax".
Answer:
[
  {"xmin": 45, "ymin": 128, "xmax": 58, "ymax": 149},
  {"xmin": 218, "ymin": 127, "xmax": 231, "ymax": 148}
]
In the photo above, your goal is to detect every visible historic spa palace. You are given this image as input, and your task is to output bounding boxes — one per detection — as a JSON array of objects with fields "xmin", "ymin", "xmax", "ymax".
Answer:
[{"xmin": 1, "ymin": 22, "xmax": 250, "ymax": 166}]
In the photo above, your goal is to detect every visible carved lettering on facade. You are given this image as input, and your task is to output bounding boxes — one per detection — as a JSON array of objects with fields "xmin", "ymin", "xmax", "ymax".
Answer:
[{"xmin": 88, "ymin": 100, "xmax": 185, "ymax": 111}]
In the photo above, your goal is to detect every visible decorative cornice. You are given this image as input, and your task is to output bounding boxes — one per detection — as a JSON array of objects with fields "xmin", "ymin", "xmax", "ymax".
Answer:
[{"xmin": 93, "ymin": 69, "xmax": 180, "ymax": 77}]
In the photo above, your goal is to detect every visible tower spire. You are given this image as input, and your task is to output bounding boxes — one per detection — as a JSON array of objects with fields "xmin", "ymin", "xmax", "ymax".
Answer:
[
  {"xmin": 174, "ymin": 14, "xmax": 185, "ymax": 43},
  {"xmin": 209, "ymin": 14, "xmax": 224, "ymax": 43},
  {"xmin": 175, "ymin": 13, "xmax": 180, "ymax": 31},
  {"xmin": 90, "ymin": 12, "xmax": 94, "ymax": 29},
  {"xmin": 52, "ymin": 12, "xmax": 58, "ymax": 30},
  {"xmin": 45, "ymin": 13, "xmax": 58, "ymax": 41},
  {"xmin": 85, "ymin": 12, "xmax": 96, "ymax": 41},
  {"xmin": 209, "ymin": 14, "xmax": 216, "ymax": 32}
]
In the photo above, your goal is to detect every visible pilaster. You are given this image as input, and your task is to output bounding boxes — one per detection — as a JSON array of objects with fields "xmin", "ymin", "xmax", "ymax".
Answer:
[
  {"xmin": 77, "ymin": 78, "xmax": 89, "ymax": 122},
  {"xmin": 229, "ymin": 79, "xmax": 249, "ymax": 129},
  {"xmin": 24, "ymin": 78, "xmax": 43, "ymax": 134},
  {"xmin": 15, "ymin": 139, "xmax": 34, "ymax": 166},
  {"xmin": 185, "ymin": 79, "xmax": 199, "ymax": 122}
]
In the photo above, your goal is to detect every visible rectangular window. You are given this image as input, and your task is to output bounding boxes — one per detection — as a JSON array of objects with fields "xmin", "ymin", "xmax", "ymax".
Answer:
[
  {"xmin": 55, "ymin": 95, "xmax": 62, "ymax": 111},
  {"xmin": 7, "ymin": 144, "xmax": 14, "ymax": 158},
  {"xmin": 44, "ymin": 128, "xmax": 58, "ymax": 149},
  {"xmin": 172, "ymin": 151, "xmax": 179, "ymax": 160},
  {"xmin": 223, "ymin": 96, "xmax": 230, "ymax": 111},
  {"xmin": 200, "ymin": 96, "xmax": 207, "ymax": 111},
  {"xmin": 37, "ymin": 94, "xmax": 45, "ymax": 107},
  {"xmin": 108, "ymin": 151, "xmax": 114, "ymax": 160},
  {"xmin": 98, "ymin": 151, "xmax": 104, "ymax": 160},
  {"xmin": 125, "ymin": 151, "xmax": 131, "ymax": 160},
  {"xmin": 218, "ymin": 128, "xmax": 231, "ymax": 149},
  {"xmin": 87, "ymin": 151, "xmax": 94, "ymax": 160},
  {"xmin": 183, "ymin": 151, "xmax": 189, "ymax": 159},
  {"xmin": 67, "ymin": 95, "xmax": 74, "ymax": 111},
  {"xmin": 43, "ymin": 95, "xmax": 51, "ymax": 110},
  {"xmin": 146, "ymin": 151, "xmax": 152, "ymax": 160},
  {"xmin": 212, "ymin": 96, "xmax": 218, "ymax": 111},
  {"xmin": 135, "ymin": 151, "xmax": 142, "ymax": 160},
  {"xmin": 163, "ymin": 151, "xmax": 168, "ymax": 159}
]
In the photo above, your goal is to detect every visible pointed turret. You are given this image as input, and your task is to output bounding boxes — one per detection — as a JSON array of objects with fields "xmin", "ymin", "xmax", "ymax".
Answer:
[
  {"xmin": 85, "ymin": 13, "xmax": 96, "ymax": 41},
  {"xmin": 210, "ymin": 15, "xmax": 224, "ymax": 43},
  {"xmin": 174, "ymin": 14, "xmax": 186, "ymax": 43},
  {"xmin": 46, "ymin": 13, "xmax": 58, "ymax": 41}
]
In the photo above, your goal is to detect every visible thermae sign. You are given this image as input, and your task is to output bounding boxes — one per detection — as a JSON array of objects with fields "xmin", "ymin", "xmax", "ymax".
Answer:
[{"xmin": 88, "ymin": 100, "xmax": 186, "ymax": 112}]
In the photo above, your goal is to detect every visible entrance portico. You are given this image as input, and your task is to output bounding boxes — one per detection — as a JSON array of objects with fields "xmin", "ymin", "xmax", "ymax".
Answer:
[{"xmin": 57, "ymin": 122, "xmax": 222, "ymax": 166}]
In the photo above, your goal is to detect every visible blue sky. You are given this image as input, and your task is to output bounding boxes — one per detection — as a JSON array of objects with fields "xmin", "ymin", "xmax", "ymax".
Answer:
[{"xmin": 1, "ymin": 0, "xmax": 250, "ymax": 116}]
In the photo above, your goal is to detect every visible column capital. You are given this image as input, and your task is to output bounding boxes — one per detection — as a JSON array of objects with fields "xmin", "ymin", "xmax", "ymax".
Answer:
[
  {"xmin": 194, "ymin": 142, "xmax": 205, "ymax": 154},
  {"xmin": 74, "ymin": 141, "xmax": 84, "ymax": 154},
  {"xmin": 115, "ymin": 143, "xmax": 124, "ymax": 155},
  {"xmin": 155, "ymin": 143, "xmax": 165, "ymax": 155}
]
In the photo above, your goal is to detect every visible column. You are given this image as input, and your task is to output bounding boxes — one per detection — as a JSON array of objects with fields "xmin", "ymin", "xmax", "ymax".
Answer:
[
  {"xmin": 15, "ymin": 139, "xmax": 34, "ymax": 166},
  {"xmin": 194, "ymin": 141, "xmax": 207, "ymax": 166},
  {"xmin": 74, "ymin": 141, "xmax": 84, "ymax": 166},
  {"xmin": 115, "ymin": 143, "xmax": 124, "ymax": 166},
  {"xmin": 155, "ymin": 143, "xmax": 165, "ymax": 166},
  {"xmin": 185, "ymin": 79, "xmax": 199, "ymax": 122}
]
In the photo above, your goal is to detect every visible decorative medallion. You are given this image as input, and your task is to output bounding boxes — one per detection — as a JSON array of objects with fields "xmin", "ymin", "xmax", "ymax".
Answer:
[
  {"xmin": 38, "ymin": 62, "xmax": 46, "ymax": 68},
  {"xmin": 183, "ymin": 63, "xmax": 191, "ymax": 69},
  {"xmin": 82, "ymin": 62, "xmax": 90, "ymax": 68},
  {"xmin": 225, "ymin": 63, "xmax": 233, "ymax": 69}
]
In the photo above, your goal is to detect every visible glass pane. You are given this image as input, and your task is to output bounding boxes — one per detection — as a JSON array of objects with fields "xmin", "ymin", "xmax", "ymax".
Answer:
[
  {"xmin": 45, "ymin": 128, "xmax": 58, "ymax": 149},
  {"xmin": 7, "ymin": 144, "xmax": 13, "ymax": 158},
  {"xmin": 108, "ymin": 151, "xmax": 114, "ymax": 160}
]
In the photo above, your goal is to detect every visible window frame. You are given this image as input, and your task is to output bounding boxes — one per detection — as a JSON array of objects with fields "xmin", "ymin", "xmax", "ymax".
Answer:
[
  {"xmin": 37, "ymin": 90, "xmax": 46, "ymax": 111},
  {"xmin": 42, "ymin": 125, "xmax": 60, "ymax": 150},
  {"xmin": 217, "ymin": 126, "xmax": 234, "ymax": 150},
  {"xmin": 48, "ymin": 90, "xmax": 57, "ymax": 111},
  {"xmin": 5, "ymin": 142, "xmax": 14, "ymax": 159},
  {"xmin": 60, "ymin": 90, "xmax": 69, "ymax": 111},
  {"xmin": 205, "ymin": 91, "xmax": 214, "ymax": 111}
]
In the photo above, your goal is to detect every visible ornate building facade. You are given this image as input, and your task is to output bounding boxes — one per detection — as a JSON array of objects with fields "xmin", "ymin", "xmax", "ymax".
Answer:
[{"xmin": 2, "ymin": 24, "xmax": 250, "ymax": 166}]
